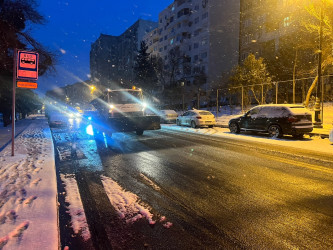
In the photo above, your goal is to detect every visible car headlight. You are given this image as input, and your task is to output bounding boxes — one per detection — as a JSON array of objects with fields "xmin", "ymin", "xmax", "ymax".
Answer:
[{"xmin": 141, "ymin": 102, "xmax": 148, "ymax": 111}]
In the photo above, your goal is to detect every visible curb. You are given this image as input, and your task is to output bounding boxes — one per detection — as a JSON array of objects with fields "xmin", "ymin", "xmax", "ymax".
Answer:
[{"xmin": 308, "ymin": 132, "xmax": 329, "ymax": 139}]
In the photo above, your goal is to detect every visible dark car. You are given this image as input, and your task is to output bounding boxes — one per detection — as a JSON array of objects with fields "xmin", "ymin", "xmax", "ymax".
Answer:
[{"xmin": 228, "ymin": 104, "xmax": 313, "ymax": 138}]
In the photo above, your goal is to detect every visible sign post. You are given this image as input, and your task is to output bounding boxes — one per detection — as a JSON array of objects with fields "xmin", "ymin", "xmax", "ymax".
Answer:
[
  {"xmin": 12, "ymin": 49, "xmax": 17, "ymax": 156},
  {"xmin": 12, "ymin": 50, "xmax": 39, "ymax": 156}
]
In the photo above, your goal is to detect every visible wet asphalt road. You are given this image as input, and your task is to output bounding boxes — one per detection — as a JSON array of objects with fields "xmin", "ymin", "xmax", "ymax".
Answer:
[{"xmin": 52, "ymin": 124, "xmax": 333, "ymax": 250}]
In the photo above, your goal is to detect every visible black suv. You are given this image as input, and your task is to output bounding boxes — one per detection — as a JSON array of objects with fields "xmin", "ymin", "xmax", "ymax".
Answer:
[{"xmin": 228, "ymin": 104, "xmax": 313, "ymax": 138}]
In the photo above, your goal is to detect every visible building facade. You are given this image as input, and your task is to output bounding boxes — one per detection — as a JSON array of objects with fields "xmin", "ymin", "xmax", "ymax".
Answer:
[
  {"xmin": 239, "ymin": 0, "xmax": 306, "ymax": 61},
  {"xmin": 144, "ymin": 0, "xmax": 240, "ymax": 91},
  {"xmin": 90, "ymin": 19, "xmax": 157, "ymax": 89}
]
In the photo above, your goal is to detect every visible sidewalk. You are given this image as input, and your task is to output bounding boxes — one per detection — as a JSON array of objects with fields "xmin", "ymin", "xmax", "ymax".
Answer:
[{"xmin": 0, "ymin": 115, "xmax": 58, "ymax": 250}]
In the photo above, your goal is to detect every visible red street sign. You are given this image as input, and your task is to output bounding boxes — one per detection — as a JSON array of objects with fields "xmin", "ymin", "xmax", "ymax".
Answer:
[
  {"xmin": 17, "ymin": 81, "xmax": 38, "ymax": 89},
  {"xmin": 17, "ymin": 50, "xmax": 39, "ymax": 80}
]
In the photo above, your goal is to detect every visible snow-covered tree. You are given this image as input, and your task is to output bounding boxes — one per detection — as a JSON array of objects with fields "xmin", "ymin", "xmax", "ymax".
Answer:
[{"xmin": 229, "ymin": 54, "xmax": 272, "ymax": 105}]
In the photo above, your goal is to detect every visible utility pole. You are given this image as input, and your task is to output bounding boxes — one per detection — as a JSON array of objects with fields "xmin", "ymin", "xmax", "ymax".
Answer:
[{"xmin": 314, "ymin": 2, "xmax": 323, "ymax": 128}]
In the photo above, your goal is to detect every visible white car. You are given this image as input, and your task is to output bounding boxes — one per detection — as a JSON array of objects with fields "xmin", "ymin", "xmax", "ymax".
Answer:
[
  {"xmin": 160, "ymin": 110, "xmax": 178, "ymax": 123},
  {"xmin": 176, "ymin": 109, "xmax": 216, "ymax": 128},
  {"xmin": 329, "ymin": 128, "xmax": 333, "ymax": 143}
]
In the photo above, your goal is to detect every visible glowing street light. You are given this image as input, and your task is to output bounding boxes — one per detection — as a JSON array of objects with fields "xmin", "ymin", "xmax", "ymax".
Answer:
[{"xmin": 90, "ymin": 85, "xmax": 96, "ymax": 94}]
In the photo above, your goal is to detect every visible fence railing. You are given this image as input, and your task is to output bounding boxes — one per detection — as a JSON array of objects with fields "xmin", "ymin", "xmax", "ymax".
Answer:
[{"xmin": 213, "ymin": 75, "xmax": 332, "ymax": 117}]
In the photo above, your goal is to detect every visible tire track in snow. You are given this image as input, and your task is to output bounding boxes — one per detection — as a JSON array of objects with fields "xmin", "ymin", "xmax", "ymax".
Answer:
[
  {"xmin": 101, "ymin": 175, "xmax": 172, "ymax": 228},
  {"xmin": 60, "ymin": 174, "xmax": 91, "ymax": 241}
]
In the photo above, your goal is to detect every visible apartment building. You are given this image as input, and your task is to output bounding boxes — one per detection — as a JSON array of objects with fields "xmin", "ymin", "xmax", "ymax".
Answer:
[
  {"xmin": 144, "ymin": 0, "xmax": 240, "ymax": 91},
  {"xmin": 90, "ymin": 19, "xmax": 157, "ymax": 89},
  {"xmin": 239, "ymin": 0, "xmax": 306, "ymax": 61}
]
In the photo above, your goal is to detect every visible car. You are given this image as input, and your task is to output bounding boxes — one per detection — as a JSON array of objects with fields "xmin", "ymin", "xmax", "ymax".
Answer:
[
  {"xmin": 176, "ymin": 109, "xmax": 216, "ymax": 128},
  {"xmin": 329, "ymin": 128, "xmax": 333, "ymax": 143},
  {"xmin": 48, "ymin": 111, "xmax": 69, "ymax": 127},
  {"xmin": 228, "ymin": 104, "xmax": 313, "ymax": 138},
  {"xmin": 159, "ymin": 110, "xmax": 178, "ymax": 123}
]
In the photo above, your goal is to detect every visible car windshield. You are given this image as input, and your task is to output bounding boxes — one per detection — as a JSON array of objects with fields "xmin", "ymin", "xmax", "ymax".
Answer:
[
  {"xmin": 108, "ymin": 91, "xmax": 142, "ymax": 104},
  {"xmin": 199, "ymin": 111, "xmax": 213, "ymax": 116}
]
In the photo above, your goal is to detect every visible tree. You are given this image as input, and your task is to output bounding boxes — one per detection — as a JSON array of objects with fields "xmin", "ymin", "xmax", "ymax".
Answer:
[
  {"xmin": 302, "ymin": 0, "xmax": 333, "ymax": 106},
  {"xmin": 134, "ymin": 41, "xmax": 157, "ymax": 96},
  {"xmin": 0, "ymin": 0, "xmax": 56, "ymax": 126},
  {"xmin": 229, "ymin": 54, "xmax": 272, "ymax": 105}
]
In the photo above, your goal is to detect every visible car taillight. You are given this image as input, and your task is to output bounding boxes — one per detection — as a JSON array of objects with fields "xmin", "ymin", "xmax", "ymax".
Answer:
[
  {"xmin": 196, "ymin": 116, "xmax": 202, "ymax": 119},
  {"xmin": 288, "ymin": 116, "xmax": 298, "ymax": 122}
]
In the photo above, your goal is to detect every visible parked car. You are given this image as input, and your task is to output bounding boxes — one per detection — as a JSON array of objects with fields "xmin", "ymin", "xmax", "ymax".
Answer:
[
  {"xmin": 176, "ymin": 109, "xmax": 216, "ymax": 128},
  {"xmin": 160, "ymin": 110, "xmax": 178, "ymax": 123},
  {"xmin": 329, "ymin": 128, "xmax": 333, "ymax": 143},
  {"xmin": 228, "ymin": 104, "xmax": 313, "ymax": 138}
]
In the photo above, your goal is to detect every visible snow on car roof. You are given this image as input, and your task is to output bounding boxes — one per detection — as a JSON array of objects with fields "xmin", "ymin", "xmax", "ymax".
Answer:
[
  {"xmin": 160, "ymin": 110, "xmax": 177, "ymax": 114},
  {"xmin": 256, "ymin": 104, "xmax": 305, "ymax": 108},
  {"xmin": 192, "ymin": 109, "xmax": 213, "ymax": 115}
]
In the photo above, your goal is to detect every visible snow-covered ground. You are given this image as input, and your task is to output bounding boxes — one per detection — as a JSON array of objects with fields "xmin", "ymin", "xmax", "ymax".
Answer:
[
  {"xmin": 0, "ymin": 106, "xmax": 331, "ymax": 249},
  {"xmin": 162, "ymin": 124, "xmax": 333, "ymax": 155},
  {"xmin": 0, "ymin": 116, "xmax": 58, "ymax": 250}
]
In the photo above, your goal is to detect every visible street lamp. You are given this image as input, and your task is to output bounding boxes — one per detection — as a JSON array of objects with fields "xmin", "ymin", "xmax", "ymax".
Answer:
[
  {"xmin": 90, "ymin": 85, "xmax": 96, "ymax": 94},
  {"xmin": 314, "ymin": 1, "xmax": 324, "ymax": 128}
]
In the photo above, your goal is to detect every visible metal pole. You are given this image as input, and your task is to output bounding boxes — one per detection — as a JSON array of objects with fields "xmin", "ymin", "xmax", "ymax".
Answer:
[
  {"xmin": 321, "ymin": 76, "xmax": 324, "ymax": 124},
  {"xmin": 12, "ymin": 48, "xmax": 17, "ymax": 156},
  {"xmin": 317, "ymin": 1, "xmax": 323, "ymax": 125},
  {"xmin": 241, "ymin": 86, "xmax": 244, "ymax": 113},
  {"xmin": 216, "ymin": 89, "xmax": 219, "ymax": 118},
  {"xmin": 276, "ymin": 82, "xmax": 278, "ymax": 104}
]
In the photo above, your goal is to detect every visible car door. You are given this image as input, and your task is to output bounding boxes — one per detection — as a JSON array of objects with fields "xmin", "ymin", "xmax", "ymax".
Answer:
[
  {"xmin": 179, "ymin": 111, "xmax": 189, "ymax": 125},
  {"xmin": 239, "ymin": 107, "xmax": 261, "ymax": 130},
  {"xmin": 185, "ymin": 111, "xmax": 194, "ymax": 126},
  {"xmin": 252, "ymin": 107, "xmax": 270, "ymax": 131}
]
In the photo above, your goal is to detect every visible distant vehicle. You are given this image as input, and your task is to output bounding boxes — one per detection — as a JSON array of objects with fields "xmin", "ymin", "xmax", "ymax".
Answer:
[
  {"xmin": 228, "ymin": 104, "xmax": 313, "ymax": 139},
  {"xmin": 329, "ymin": 128, "xmax": 333, "ymax": 143},
  {"xmin": 176, "ymin": 109, "xmax": 216, "ymax": 128},
  {"xmin": 48, "ymin": 111, "xmax": 69, "ymax": 127},
  {"xmin": 160, "ymin": 110, "xmax": 178, "ymax": 123},
  {"xmin": 75, "ymin": 106, "xmax": 83, "ymax": 114},
  {"xmin": 90, "ymin": 88, "xmax": 160, "ymax": 136}
]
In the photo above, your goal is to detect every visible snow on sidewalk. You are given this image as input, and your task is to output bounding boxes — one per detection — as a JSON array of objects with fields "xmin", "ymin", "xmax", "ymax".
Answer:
[{"xmin": 0, "ymin": 117, "xmax": 58, "ymax": 250}]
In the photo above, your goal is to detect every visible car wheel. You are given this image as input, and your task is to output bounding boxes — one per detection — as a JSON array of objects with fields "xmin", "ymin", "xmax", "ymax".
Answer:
[
  {"xmin": 229, "ymin": 122, "xmax": 240, "ymax": 134},
  {"xmin": 136, "ymin": 130, "xmax": 144, "ymax": 136},
  {"xmin": 176, "ymin": 120, "xmax": 181, "ymax": 126},
  {"xmin": 268, "ymin": 125, "xmax": 282, "ymax": 138},
  {"xmin": 191, "ymin": 121, "xmax": 197, "ymax": 128}
]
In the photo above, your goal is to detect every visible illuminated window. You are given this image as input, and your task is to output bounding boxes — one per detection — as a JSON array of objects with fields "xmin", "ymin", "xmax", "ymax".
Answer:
[{"xmin": 284, "ymin": 16, "xmax": 291, "ymax": 27}]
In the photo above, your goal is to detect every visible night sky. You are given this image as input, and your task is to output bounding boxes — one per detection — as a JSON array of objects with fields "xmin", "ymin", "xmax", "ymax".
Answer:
[{"xmin": 32, "ymin": 0, "xmax": 173, "ymax": 95}]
